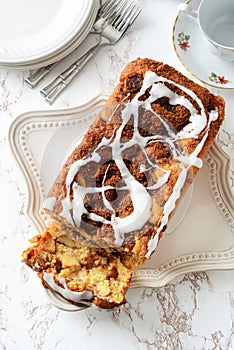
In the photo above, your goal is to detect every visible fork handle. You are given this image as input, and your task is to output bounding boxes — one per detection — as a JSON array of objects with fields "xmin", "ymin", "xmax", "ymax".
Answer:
[
  {"xmin": 24, "ymin": 63, "xmax": 57, "ymax": 88},
  {"xmin": 40, "ymin": 41, "xmax": 102, "ymax": 104},
  {"xmin": 24, "ymin": 33, "xmax": 101, "ymax": 88}
]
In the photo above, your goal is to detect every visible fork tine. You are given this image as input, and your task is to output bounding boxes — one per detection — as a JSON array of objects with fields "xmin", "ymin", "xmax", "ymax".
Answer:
[
  {"xmin": 114, "ymin": 4, "xmax": 141, "ymax": 33},
  {"xmin": 98, "ymin": 0, "xmax": 117, "ymax": 16},
  {"xmin": 121, "ymin": 7, "xmax": 141, "ymax": 32},
  {"xmin": 112, "ymin": 2, "xmax": 135, "ymax": 28},
  {"xmin": 101, "ymin": 0, "xmax": 128, "ymax": 20},
  {"xmin": 97, "ymin": 0, "xmax": 127, "ymax": 29},
  {"xmin": 104, "ymin": 0, "xmax": 126, "ymax": 21}
]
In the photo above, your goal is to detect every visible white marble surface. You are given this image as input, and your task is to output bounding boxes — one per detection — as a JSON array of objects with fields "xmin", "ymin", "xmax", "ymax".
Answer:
[{"xmin": 1, "ymin": 0, "xmax": 234, "ymax": 349}]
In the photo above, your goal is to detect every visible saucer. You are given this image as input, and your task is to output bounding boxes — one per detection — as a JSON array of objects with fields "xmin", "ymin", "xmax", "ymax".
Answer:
[{"xmin": 173, "ymin": 0, "xmax": 234, "ymax": 89}]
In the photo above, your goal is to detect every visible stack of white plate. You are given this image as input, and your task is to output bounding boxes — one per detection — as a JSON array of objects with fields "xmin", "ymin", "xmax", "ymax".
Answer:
[{"xmin": 0, "ymin": 0, "xmax": 98, "ymax": 70}]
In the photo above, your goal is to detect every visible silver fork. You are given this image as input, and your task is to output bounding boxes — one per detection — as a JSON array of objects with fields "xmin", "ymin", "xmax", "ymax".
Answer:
[
  {"xmin": 40, "ymin": 2, "xmax": 141, "ymax": 104},
  {"xmin": 24, "ymin": 0, "xmax": 125, "ymax": 88}
]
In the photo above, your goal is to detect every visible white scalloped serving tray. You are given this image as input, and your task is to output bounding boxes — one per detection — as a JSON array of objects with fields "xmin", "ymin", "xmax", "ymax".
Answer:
[{"xmin": 8, "ymin": 95, "xmax": 234, "ymax": 311}]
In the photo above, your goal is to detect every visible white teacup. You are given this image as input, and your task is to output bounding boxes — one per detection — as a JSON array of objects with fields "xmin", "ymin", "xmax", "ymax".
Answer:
[{"xmin": 197, "ymin": 0, "xmax": 234, "ymax": 61}]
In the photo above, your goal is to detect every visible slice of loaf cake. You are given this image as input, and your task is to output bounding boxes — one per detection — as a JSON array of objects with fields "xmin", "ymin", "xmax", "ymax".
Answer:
[{"xmin": 22, "ymin": 58, "xmax": 225, "ymax": 309}]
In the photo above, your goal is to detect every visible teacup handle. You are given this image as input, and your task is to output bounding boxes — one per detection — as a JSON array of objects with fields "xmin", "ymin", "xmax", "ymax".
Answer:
[{"xmin": 177, "ymin": 3, "xmax": 198, "ymax": 22}]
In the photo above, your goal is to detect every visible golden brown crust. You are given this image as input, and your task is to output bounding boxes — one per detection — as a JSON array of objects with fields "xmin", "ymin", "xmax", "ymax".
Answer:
[{"xmin": 46, "ymin": 58, "xmax": 225, "ymax": 252}]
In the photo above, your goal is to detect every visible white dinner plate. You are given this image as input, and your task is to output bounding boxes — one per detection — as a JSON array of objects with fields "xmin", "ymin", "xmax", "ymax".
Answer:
[
  {"xmin": 0, "ymin": 0, "xmax": 99, "ymax": 70},
  {"xmin": 0, "ymin": 0, "xmax": 94, "ymax": 65},
  {"xmin": 173, "ymin": 0, "xmax": 234, "ymax": 89},
  {"xmin": 8, "ymin": 95, "xmax": 234, "ymax": 311}
]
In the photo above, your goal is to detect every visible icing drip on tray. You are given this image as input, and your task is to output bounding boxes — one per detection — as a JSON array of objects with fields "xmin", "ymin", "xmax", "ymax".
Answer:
[
  {"xmin": 44, "ymin": 70, "xmax": 218, "ymax": 256},
  {"xmin": 43, "ymin": 273, "xmax": 93, "ymax": 306}
]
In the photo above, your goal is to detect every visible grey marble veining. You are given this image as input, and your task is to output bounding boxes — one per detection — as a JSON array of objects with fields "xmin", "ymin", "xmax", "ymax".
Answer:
[{"xmin": 1, "ymin": 0, "xmax": 234, "ymax": 349}]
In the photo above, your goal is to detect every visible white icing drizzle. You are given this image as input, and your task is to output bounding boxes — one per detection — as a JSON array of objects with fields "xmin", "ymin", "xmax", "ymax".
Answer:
[
  {"xmin": 145, "ymin": 164, "xmax": 188, "ymax": 259},
  {"xmin": 141, "ymin": 72, "xmax": 218, "ymax": 258},
  {"xmin": 44, "ymin": 69, "xmax": 219, "ymax": 256},
  {"xmin": 43, "ymin": 272, "xmax": 93, "ymax": 305}
]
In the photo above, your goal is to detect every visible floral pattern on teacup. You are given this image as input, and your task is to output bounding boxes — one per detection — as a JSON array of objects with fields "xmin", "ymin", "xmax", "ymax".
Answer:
[
  {"xmin": 209, "ymin": 72, "xmax": 230, "ymax": 85},
  {"xmin": 177, "ymin": 32, "xmax": 190, "ymax": 51}
]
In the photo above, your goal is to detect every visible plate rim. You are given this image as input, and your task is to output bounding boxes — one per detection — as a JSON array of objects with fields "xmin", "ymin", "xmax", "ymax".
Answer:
[
  {"xmin": 0, "ymin": 0, "xmax": 99, "ymax": 70},
  {"xmin": 0, "ymin": 0, "xmax": 94, "ymax": 64},
  {"xmin": 8, "ymin": 94, "xmax": 234, "ymax": 293}
]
